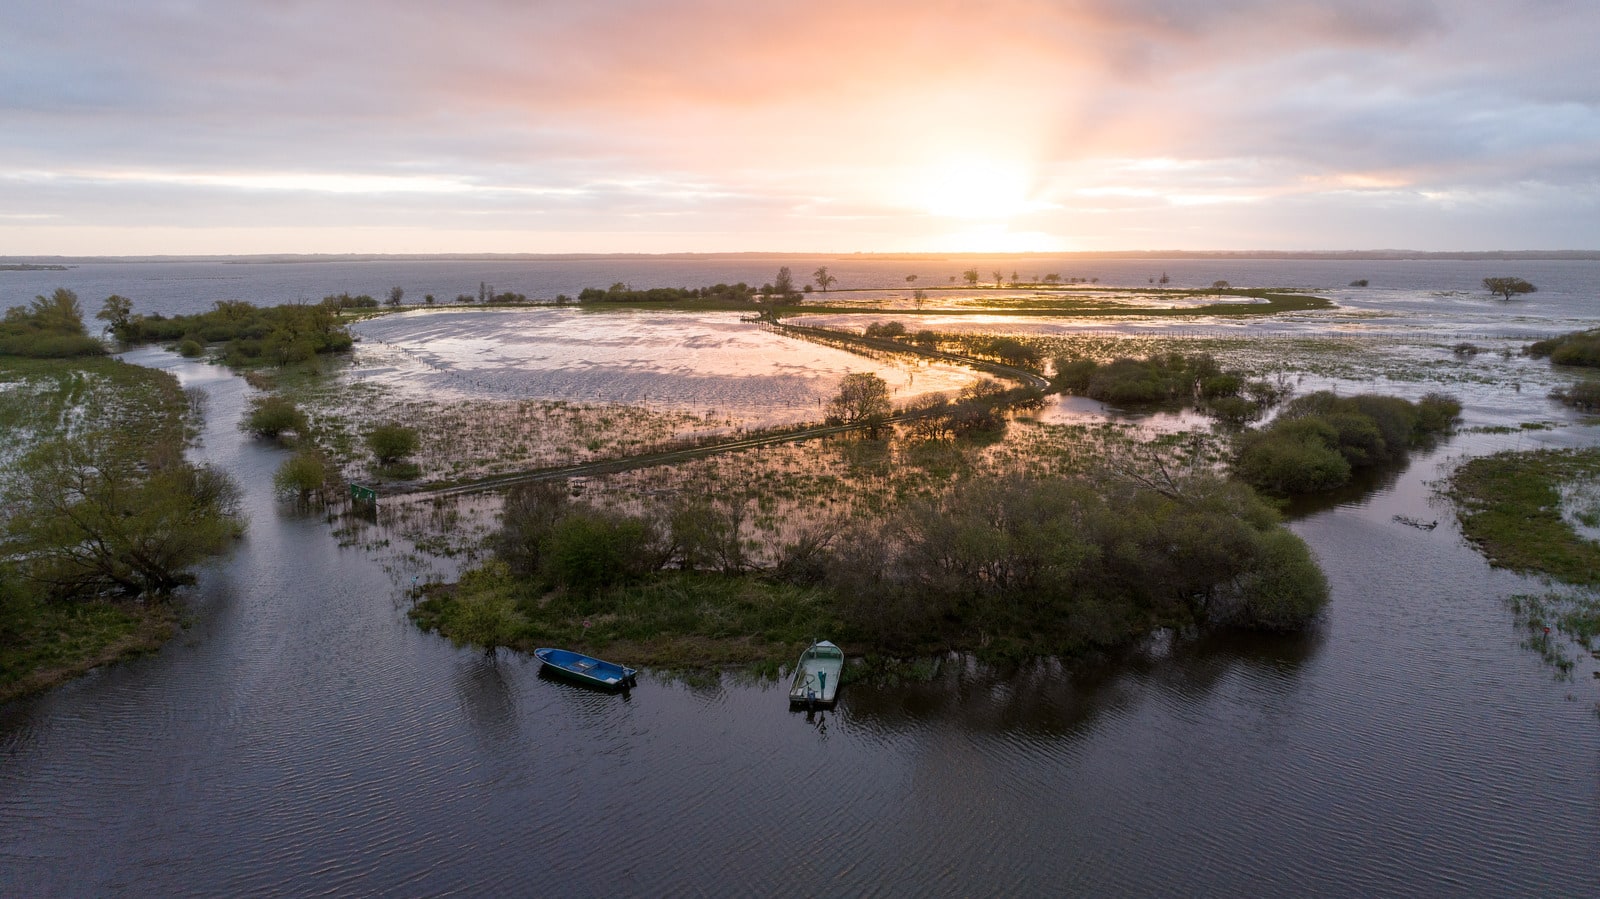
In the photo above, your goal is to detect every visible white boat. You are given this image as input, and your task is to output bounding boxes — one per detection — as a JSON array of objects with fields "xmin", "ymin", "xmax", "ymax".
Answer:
[{"xmin": 787, "ymin": 640, "xmax": 844, "ymax": 708}]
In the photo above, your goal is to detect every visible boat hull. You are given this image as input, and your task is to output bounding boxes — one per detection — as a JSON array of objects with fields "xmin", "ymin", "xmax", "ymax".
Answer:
[
  {"xmin": 534, "ymin": 648, "xmax": 637, "ymax": 691},
  {"xmin": 788, "ymin": 641, "xmax": 844, "ymax": 708}
]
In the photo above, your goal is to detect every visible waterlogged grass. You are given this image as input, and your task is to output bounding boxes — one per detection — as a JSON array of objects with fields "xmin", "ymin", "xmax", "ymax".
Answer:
[
  {"xmin": 1448, "ymin": 448, "xmax": 1600, "ymax": 586},
  {"xmin": 0, "ymin": 356, "xmax": 187, "ymax": 469},
  {"xmin": 1506, "ymin": 591, "xmax": 1600, "ymax": 679},
  {"xmin": 0, "ymin": 595, "xmax": 177, "ymax": 703},
  {"xmin": 261, "ymin": 362, "xmax": 740, "ymax": 486},
  {"xmin": 768, "ymin": 287, "xmax": 1334, "ymax": 317},
  {"xmin": 411, "ymin": 563, "xmax": 840, "ymax": 669}
]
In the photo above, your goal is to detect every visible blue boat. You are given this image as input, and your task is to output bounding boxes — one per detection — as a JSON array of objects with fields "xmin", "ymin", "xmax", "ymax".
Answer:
[{"xmin": 534, "ymin": 648, "xmax": 638, "ymax": 690}]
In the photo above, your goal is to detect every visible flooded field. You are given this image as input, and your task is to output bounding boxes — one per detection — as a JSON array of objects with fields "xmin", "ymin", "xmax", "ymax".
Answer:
[
  {"xmin": 349, "ymin": 307, "xmax": 975, "ymax": 422},
  {"xmin": 4, "ymin": 257, "xmax": 1600, "ymax": 894}
]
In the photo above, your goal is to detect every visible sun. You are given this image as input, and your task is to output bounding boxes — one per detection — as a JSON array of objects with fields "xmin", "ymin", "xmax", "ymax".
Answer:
[{"xmin": 916, "ymin": 157, "xmax": 1037, "ymax": 220}]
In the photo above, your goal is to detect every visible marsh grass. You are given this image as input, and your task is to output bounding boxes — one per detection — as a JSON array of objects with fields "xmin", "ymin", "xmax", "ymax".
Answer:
[
  {"xmin": 0, "ymin": 594, "xmax": 177, "ymax": 702},
  {"xmin": 1448, "ymin": 448, "xmax": 1600, "ymax": 586},
  {"xmin": 1506, "ymin": 591, "xmax": 1600, "ymax": 679},
  {"xmin": 0, "ymin": 356, "xmax": 186, "ymax": 469},
  {"xmin": 269, "ymin": 359, "xmax": 741, "ymax": 486},
  {"xmin": 411, "ymin": 564, "xmax": 840, "ymax": 669}
]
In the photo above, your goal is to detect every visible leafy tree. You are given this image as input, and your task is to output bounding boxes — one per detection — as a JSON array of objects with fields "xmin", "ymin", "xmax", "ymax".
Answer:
[
  {"xmin": 3, "ymin": 437, "xmax": 242, "ymax": 597},
  {"xmin": 1483, "ymin": 277, "xmax": 1536, "ymax": 301},
  {"xmin": 96, "ymin": 294, "xmax": 134, "ymax": 333},
  {"xmin": 243, "ymin": 396, "xmax": 308, "ymax": 440},
  {"xmin": 827, "ymin": 372, "xmax": 892, "ymax": 428},
  {"xmin": 367, "ymin": 423, "xmax": 419, "ymax": 465},
  {"xmin": 963, "ymin": 268, "xmax": 980, "ymax": 287},
  {"xmin": 993, "ymin": 270, "xmax": 1005, "ymax": 287},
  {"xmin": 905, "ymin": 274, "xmax": 917, "ymax": 284},
  {"xmin": 773, "ymin": 267, "xmax": 796, "ymax": 299},
  {"xmin": 435, "ymin": 561, "xmax": 527, "ymax": 658},
  {"xmin": 386, "ymin": 286, "xmax": 405, "ymax": 307},
  {"xmin": 813, "ymin": 266, "xmax": 836, "ymax": 293},
  {"xmin": 492, "ymin": 480, "xmax": 571, "ymax": 576},
  {"xmin": 1212, "ymin": 280, "xmax": 1231, "ymax": 290}
]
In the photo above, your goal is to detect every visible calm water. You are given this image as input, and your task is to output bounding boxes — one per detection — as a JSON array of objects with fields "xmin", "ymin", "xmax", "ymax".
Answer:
[
  {"xmin": 4, "ymin": 255, "xmax": 1598, "ymax": 323},
  {"xmin": 3, "ymin": 260, "xmax": 1600, "ymax": 895}
]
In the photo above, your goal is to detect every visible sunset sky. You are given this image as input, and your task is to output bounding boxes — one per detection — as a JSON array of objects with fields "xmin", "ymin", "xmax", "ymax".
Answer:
[{"xmin": 4, "ymin": 1, "xmax": 1597, "ymax": 255}]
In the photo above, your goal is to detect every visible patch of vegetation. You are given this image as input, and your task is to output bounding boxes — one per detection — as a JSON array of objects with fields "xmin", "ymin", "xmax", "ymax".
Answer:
[
  {"xmin": 1, "ymin": 354, "xmax": 241, "ymax": 699},
  {"xmin": 0, "ymin": 577, "xmax": 177, "ymax": 703},
  {"xmin": 1550, "ymin": 381, "xmax": 1600, "ymax": 411},
  {"xmin": 1528, "ymin": 329, "xmax": 1600, "ymax": 368},
  {"xmin": 416, "ymin": 466, "xmax": 1326, "ymax": 667},
  {"xmin": 102, "ymin": 297, "xmax": 353, "ymax": 367},
  {"xmin": 1447, "ymin": 448, "xmax": 1600, "ymax": 586},
  {"xmin": 578, "ymin": 282, "xmax": 759, "ymax": 305},
  {"xmin": 1, "ymin": 288, "xmax": 105, "ymax": 358},
  {"xmin": 411, "ymin": 562, "xmax": 837, "ymax": 668},
  {"xmin": 1052, "ymin": 351, "xmax": 1289, "ymax": 425},
  {"xmin": 1234, "ymin": 391, "xmax": 1461, "ymax": 496},
  {"xmin": 1505, "ymin": 591, "xmax": 1600, "ymax": 679}
]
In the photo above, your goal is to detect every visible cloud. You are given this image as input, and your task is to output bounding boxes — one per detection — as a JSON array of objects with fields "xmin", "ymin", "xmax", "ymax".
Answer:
[{"xmin": 1, "ymin": 0, "xmax": 1597, "ymax": 252}]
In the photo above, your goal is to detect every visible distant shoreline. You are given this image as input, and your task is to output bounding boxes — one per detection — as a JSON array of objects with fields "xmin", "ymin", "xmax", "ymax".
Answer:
[{"xmin": 3, "ymin": 249, "xmax": 1600, "ymax": 265}]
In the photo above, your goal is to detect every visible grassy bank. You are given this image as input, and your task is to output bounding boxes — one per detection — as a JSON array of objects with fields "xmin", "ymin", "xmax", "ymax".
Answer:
[
  {"xmin": 411, "ymin": 564, "xmax": 837, "ymax": 672},
  {"xmin": 0, "ymin": 590, "xmax": 177, "ymax": 703}
]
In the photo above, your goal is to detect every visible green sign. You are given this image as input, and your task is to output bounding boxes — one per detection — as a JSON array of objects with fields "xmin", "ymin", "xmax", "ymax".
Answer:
[{"xmin": 350, "ymin": 483, "xmax": 377, "ymax": 503}]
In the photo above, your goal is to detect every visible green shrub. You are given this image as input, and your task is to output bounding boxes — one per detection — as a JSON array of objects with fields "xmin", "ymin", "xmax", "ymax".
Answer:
[
  {"xmin": 544, "ymin": 510, "xmax": 659, "ymax": 594},
  {"xmin": 1231, "ymin": 529, "xmax": 1329, "ymax": 630},
  {"xmin": 1235, "ymin": 391, "xmax": 1460, "ymax": 496},
  {"xmin": 1200, "ymin": 374, "xmax": 1242, "ymax": 398},
  {"xmin": 367, "ymin": 423, "xmax": 419, "ymax": 465},
  {"xmin": 1053, "ymin": 356, "xmax": 1097, "ymax": 392},
  {"xmin": 1553, "ymin": 381, "xmax": 1600, "ymax": 411},
  {"xmin": 176, "ymin": 339, "xmax": 204, "ymax": 358},
  {"xmin": 243, "ymin": 396, "xmax": 307, "ymax": 440},
  {"xmin": 1416, "ymin": 392, "xmax": 1464, "ymax": 433},
  {"xmin": 1235, "ymin": 422, "xmax": 1352, "ymax": 495},
  {"xmin": 273, "ymin": 451, "xmax": 330, "ymax": 502},
  {"xmin": 1528, "ymin": 329, "xmax": 1600, "ymax": 368}
]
